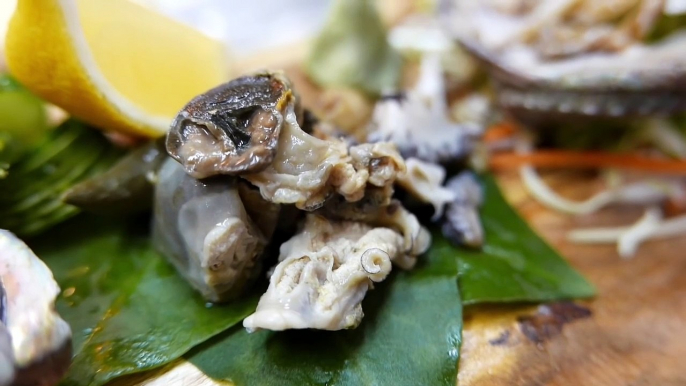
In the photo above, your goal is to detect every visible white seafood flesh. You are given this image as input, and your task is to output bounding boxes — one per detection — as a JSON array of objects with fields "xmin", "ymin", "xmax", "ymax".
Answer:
[
  {"xmin": 244, "ymin": 102, "xmax": 405, "ymax": 210},
  {"xmin": 397, "ymin": 158, "xmax": 456, "ymax": 219},
  {"xmin": 243, "ymin": 215, "xmax": 414, "ymax": 332},
  {"xmin": 152, "ymin": 159, "xmax": 269, "ymax": 303},
  {"xmin": 0, "ymin": 230, "xmax": 72, "ymax": 385}
]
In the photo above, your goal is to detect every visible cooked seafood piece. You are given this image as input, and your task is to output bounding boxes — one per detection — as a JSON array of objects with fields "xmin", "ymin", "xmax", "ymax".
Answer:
[
  {"xmin": 318, "ymin": 195, "xmax": 431, "ymax": 269},
  {"xmin": 367, "ymin": 49, "xmax": 485, "ymax": 163},
  {"xmin": 62, "ymin": 138, "xmax": 167, "ymax": 215},
  {"xmin": 0, "ymin": 230, "xmax": 72, "ymax": 386},
  {"xmin": 243, "ymin": 215, "xmax": 413, "ymax": 332},
  {"xmin": 441, "ymin": 171, "xmax": 484, "ymax": 248},
  {"xmin": 167, "ymin": 71, "xmax": 298, "ymax": 179},
  {"xmin": 396, "ymin": 158, "xmax": 457, "ymax": 219},
  {"xmin": 444, "ymin": 0, "xmax": 686, "ymax": 121},
  {"xmin": 236, "ymin": 182, "xmax": 281, "ymax": 241},
  {"xmin": 242, "ymin": 98, "xmax": 405, "ymax": 210},
  {"xmin": 152, "ymin": 159, "xmax": 274, "ymax": 303}
]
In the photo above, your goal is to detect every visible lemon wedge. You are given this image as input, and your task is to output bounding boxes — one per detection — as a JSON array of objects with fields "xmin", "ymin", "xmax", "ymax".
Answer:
[{"xmin": 4, "ymin": 0, "xmax": 231, "ymax": 137}]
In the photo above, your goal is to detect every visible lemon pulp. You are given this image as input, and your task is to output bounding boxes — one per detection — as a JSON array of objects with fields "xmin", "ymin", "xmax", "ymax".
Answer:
[
  {"xmin": 5, "ymin": 0, "xmax": 231, "ymax": 137},
  {"xmin": 77, "ymin": 0, "xmax": 228, "ymax": 118}
]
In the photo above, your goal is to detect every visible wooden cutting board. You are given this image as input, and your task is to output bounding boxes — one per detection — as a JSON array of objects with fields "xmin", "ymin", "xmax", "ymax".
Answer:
[
  {"xmin": 113, "ymin": 169, "xmax": 686, "ymax": 386},
  {"xmin": 459, "ymin": 170, "xmax": 686, "ymax": 386}
]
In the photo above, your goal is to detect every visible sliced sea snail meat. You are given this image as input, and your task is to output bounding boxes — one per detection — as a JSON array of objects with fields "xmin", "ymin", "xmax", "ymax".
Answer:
[
  {"xmin": 440, "ymin": 171, "xmax": 484, "ymax": 249},
  {"xmin": 152, "ymin": 158, "xmax": 275, "ymax": 303},
  {"xmin": 240, "ymin": 98, "xmax": 407, "ymax": 210},
  {"xmin": 243, "ymin": 214, "xmax": 411, "ymax": 332},
  {"xmin": 167, "ymin": 71, "xmax": 406, "ymax": 211},
  {"xmin": 396, "ymin": 157, "xmax": 457, "ymax": 220},
  {"xmin": 166, "ymin": 71, "xmax": 298, "ymax": 179},
  {"xmin": 159, "ymin": 69, "xmax": 442, "ymax": 329},
  {"xmin": 317, "ymin": 194, "xmax": 431, "ymax": 268}
]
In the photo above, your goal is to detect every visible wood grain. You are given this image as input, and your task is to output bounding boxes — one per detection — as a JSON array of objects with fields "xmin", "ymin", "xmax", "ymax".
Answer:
[{"xmin": 458, "ymin": 171, "xmax": 686, "ymax": 386}]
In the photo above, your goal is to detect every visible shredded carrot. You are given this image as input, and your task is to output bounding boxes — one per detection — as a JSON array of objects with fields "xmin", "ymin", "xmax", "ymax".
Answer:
[
  {"xmin": 664, "ymin": 197, "xmax": 686, "ymax": 217},
  {"xmin": 483, "ymin": 121, "xmax": 518, "ymax": 143},
  {"xmin": 489, "ymin": 151, "xmax": 686, "ymax": 175}
]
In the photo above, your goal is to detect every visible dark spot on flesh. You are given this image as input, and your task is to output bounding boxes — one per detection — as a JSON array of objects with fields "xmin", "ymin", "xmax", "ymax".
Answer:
[
  {"xmin": 320, "ymin": 230, "xmax": 333, "ymax": 244},
  {"xmin": 209, "ymin": 106, "xmax": 278, "ymax": 151},
  {"xmin": 489, "ymin": 330, "xmax": 511, "ymax": 346},
  {"xmin": 517, "ymin": 302, "xmax": 592, "ymax": 344},
  {"xmin": 210, "ymin": 261, "xmax": 224, "ymax": 271},
  {"xmin": 209, "ymin": 110, "xmax": 252, "ymax": 148},
  {"xmin": 386, "ymin": 201, "xmax": 400, "ymax": 215},
  {"xmin": 369, "ymin": 157, "xmax": 391, "ymax": 173}
]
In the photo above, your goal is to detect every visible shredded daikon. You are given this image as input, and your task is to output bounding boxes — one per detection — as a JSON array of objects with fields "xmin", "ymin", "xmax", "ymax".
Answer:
[
  {"xmin": 617, "ymin": 207, "xmax": 662, "ymax": 258},
  {"xmin": 568, "ymin": 210, "xmax": 686, "ymax": 258},
  {"xmin": 520, "ymin": 163, "xmax": 686, "ymax": 258},
  {"xmin": 519, "ymin": 165, "xmax": 686, "ymax": 215}
]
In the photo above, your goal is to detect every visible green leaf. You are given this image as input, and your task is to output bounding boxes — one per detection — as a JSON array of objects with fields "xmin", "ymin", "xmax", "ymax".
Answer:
[
  {"xmin": 305, "ymin": 0, "xmax": 402, "ymax": 95},
  {"xmin": 646, "ymin": 13, "xmax": 686, "ymax": 43},
  {"xmin": 187, "ymin": 233, "xmax": 462, "ymax": 386},
  {"xmin": 0, "ymin": 120, "xmax": 123, "ymax": 236},
  {"xmin": 0, "ymin": 74, "xmax": 49, "ymax": 164},
  {"xmin": 24, "ymin": 172, "xmax": 589, "ymax": 386},
  {"xmin": 31, "ymin": 215, "xmax": 258, "ymax": 386},
  {"xmin": 457, "ymin": 175, "xmax": 596, "ymax": 304}
]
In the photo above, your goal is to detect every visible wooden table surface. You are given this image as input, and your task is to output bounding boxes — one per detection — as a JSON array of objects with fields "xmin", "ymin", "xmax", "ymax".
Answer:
[
  {"xmin": 113, "ymin": 169, "xmax": 686, "ymax": 386},
  {"xmin": 459, "ymin": 171, "xmax": 686, "ymax": 386}
]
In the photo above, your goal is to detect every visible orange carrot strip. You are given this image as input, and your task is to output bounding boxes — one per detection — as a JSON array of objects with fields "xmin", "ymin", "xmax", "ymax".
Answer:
[
  {"xmin": 664, "ymin": 197, "xmax": 686, "ymax": 217},
  {"xmin": 489, "ymin": 151, "xmax": 686, "ymax": 175},
  {"xmin": 483, "ymin": 121, "xmax": 518, "ymax": 143}
]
